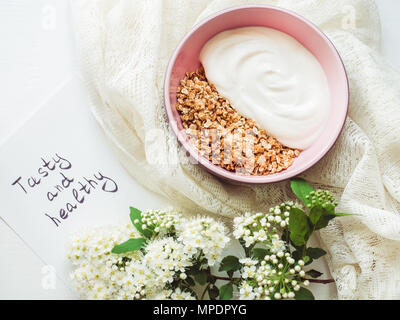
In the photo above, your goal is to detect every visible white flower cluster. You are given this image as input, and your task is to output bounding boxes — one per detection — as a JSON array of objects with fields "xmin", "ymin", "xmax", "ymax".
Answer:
[
  {"xmin": 69, "ymin": 203, "xmax": 320, "ymax": 301},
  {"xmin": 177, "ymin": 217, "xmax": 230, "ymax": 266},
  {"xmin": 232, "ymin": 202, "xmax": 312, "ymax": 300},
  {"xmin": 139, "ymin": 209, "xmax": 182, "ymax": 236},
  {"xmin": 233, "ymin": 202, "xmax": 299, "ymax": 248},
  {"xmin": 68, "ymin": 223, "xmax": 143, "ymax": 300},
  {"xmin": 144, "ymin": 237, "xmax": 195, "ymax": 283},
  {"xmin": 238, "ymin": 253, "xmax": 309, "ymax": 300},
  {"xmin": 146, "ymin": 288, "xmax": 196, "ymax": 300},
  {"xmin": 68, "ymin": 209, "xmax": 230, "ymax": 300}
]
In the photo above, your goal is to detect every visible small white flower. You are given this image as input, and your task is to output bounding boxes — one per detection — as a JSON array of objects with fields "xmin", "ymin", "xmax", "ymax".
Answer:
[
  {"xmin": 269, "ymin": 238, "xmax": 286, "ymax": 254},
  {"xmin": 170, "ymin": 288, "xmax": 196, "ymax": 300},
  {"xmin": 180, "ymin": 273, "xmax": 187, "ymax": 280}
]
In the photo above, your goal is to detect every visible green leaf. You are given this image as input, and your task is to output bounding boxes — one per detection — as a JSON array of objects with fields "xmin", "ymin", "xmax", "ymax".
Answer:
[
  {"xmin": 129, "ymin": 207, "xmax": 153, "ymax": 239},
  {"xmin": 306, "ymin": 270, "xmax": 323, "ymax": 278},
  {"xmin": 292, "ymin": 248, "xmax": 304, "ymax": 261},
  {"xmin": 323, "ymin": 204, "xmax": 336, "ymax": 215},
  {"xmin": 184, "ymin": 276, "xmax": 195, "ymax": 287},
  {"xmin": 290, "ymin": 178, "xmax": 315, "ymax": 206},
  {"xmin": 316, "ymin": 216, "xmax": 334, "ymax": 230},
  {"xmin": 219, "ymin": 256, "xmax": 241, "ymax": 273},
  {"xmin": 314, "ymin": 210, "xmax": 354, "ymax": 230},
  {"xmin": 252, "ymin": 248, "xmax": 269, "ymax": 261},
  {"xmin": 306, "ymin": 247, "xmax": 327, "ymax": 260},
  {"xmin": 289, "ymin": 208, "xmax": 312, "ymax": 246},
  {"xmin": 295, "ymin": 287, "xmax": 315, "ymax": 300},
  {"xmin": 208, "ymin": 285, "xmax": 219, "ymax": 300},
  {"xmin": 219, "ymin": 283, "xmax": 233, "ymax": 300},
  {"xmin": 335, "ymin": 212, "xmax": 354, "ymax": 217},
  {"xmin": 111, "ymin": 238, "xmax": 146, "ymax": 254},
  {"xmin": 194, "ymin": 271, "xmax": 208, "ymax": 286},
  {"xmin": 303, "ymin": 256, "xmax": 311, "ymax": 264},
  {"xmin": 309, "ymin": 207, "xmax": 336, "ymax": 230},
  {"xmin": 305, "ymin": 258, "xmax": 314, "ymax": 266},
  {"xmin": 309, "ymin": 206, "xmax": 324, "ymax": 225},
  {"xmin": 182, "ymin": 287, "xmax": 198, "ymax": 300}
]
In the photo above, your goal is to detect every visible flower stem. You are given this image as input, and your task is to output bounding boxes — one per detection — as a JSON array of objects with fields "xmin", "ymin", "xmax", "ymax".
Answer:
[
  {"xmin": 304, "ymin": 278, "xmax": 334, "ymax": 284},
  {"xmin": 212, "ymin": 275, "xmax": 233, "ymax": 281},
  {"xmin": 210, "ymin": 274, "xmax": 334, "ymax": 284},
  {"xmin": 200, "ymin": 282, "xmax": 211, "ymax": 300}
]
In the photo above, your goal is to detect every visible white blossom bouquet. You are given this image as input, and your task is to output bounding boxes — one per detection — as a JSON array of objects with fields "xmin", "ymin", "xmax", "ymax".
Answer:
[{"xmin": 68, "ymin": 178, "xmax": 350, "ymax": 300}]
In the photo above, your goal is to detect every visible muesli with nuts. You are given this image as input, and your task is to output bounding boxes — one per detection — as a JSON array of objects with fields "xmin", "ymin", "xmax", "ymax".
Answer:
[{"xmin": 176, "ymin": 67, "xmax": 300, "ymax": 175}]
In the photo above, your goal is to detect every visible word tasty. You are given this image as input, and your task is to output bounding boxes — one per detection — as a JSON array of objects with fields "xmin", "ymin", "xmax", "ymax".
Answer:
[{"xmin": 11, "ymin": 153, "xmax": 119, "ymax": 227}]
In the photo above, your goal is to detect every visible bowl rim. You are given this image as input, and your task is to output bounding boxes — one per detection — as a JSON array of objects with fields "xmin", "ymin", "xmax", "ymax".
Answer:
[{"xmin": 163, "ymin": 4, "xmax": 349, "ymax": 184}]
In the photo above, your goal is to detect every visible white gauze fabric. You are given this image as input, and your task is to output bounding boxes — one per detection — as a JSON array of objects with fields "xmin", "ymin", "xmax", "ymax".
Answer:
[{"xmin": 70, "ymin": 0, "xmax": 400, "ymax": 300}]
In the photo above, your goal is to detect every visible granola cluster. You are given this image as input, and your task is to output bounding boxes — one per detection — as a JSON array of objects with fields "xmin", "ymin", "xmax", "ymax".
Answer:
[{"xmin": 176, "ymin": 67, "xmax": 300, "ymax": 175}]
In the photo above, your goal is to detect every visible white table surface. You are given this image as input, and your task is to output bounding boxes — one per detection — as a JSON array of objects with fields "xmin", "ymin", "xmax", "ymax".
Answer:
[{"xmin": 0, "ymin": 0, "xmax": 399, "ymax": 300}]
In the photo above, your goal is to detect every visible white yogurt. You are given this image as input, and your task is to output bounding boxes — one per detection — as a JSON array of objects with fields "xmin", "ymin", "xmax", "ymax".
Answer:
[{"xmin": 200, "ymin": 27, "xmax": 331, "ymax": 150}]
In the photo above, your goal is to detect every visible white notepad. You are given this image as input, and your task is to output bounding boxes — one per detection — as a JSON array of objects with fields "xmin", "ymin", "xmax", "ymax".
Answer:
[{"xmin": 0, "ymin": 77, "xmax": 170, "ymax": 294}]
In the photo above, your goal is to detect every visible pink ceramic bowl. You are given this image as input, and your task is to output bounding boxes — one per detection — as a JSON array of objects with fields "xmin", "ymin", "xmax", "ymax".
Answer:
[{"xmin": 164, "ymin": 5, "xmax": 349, "ymax": 184}]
